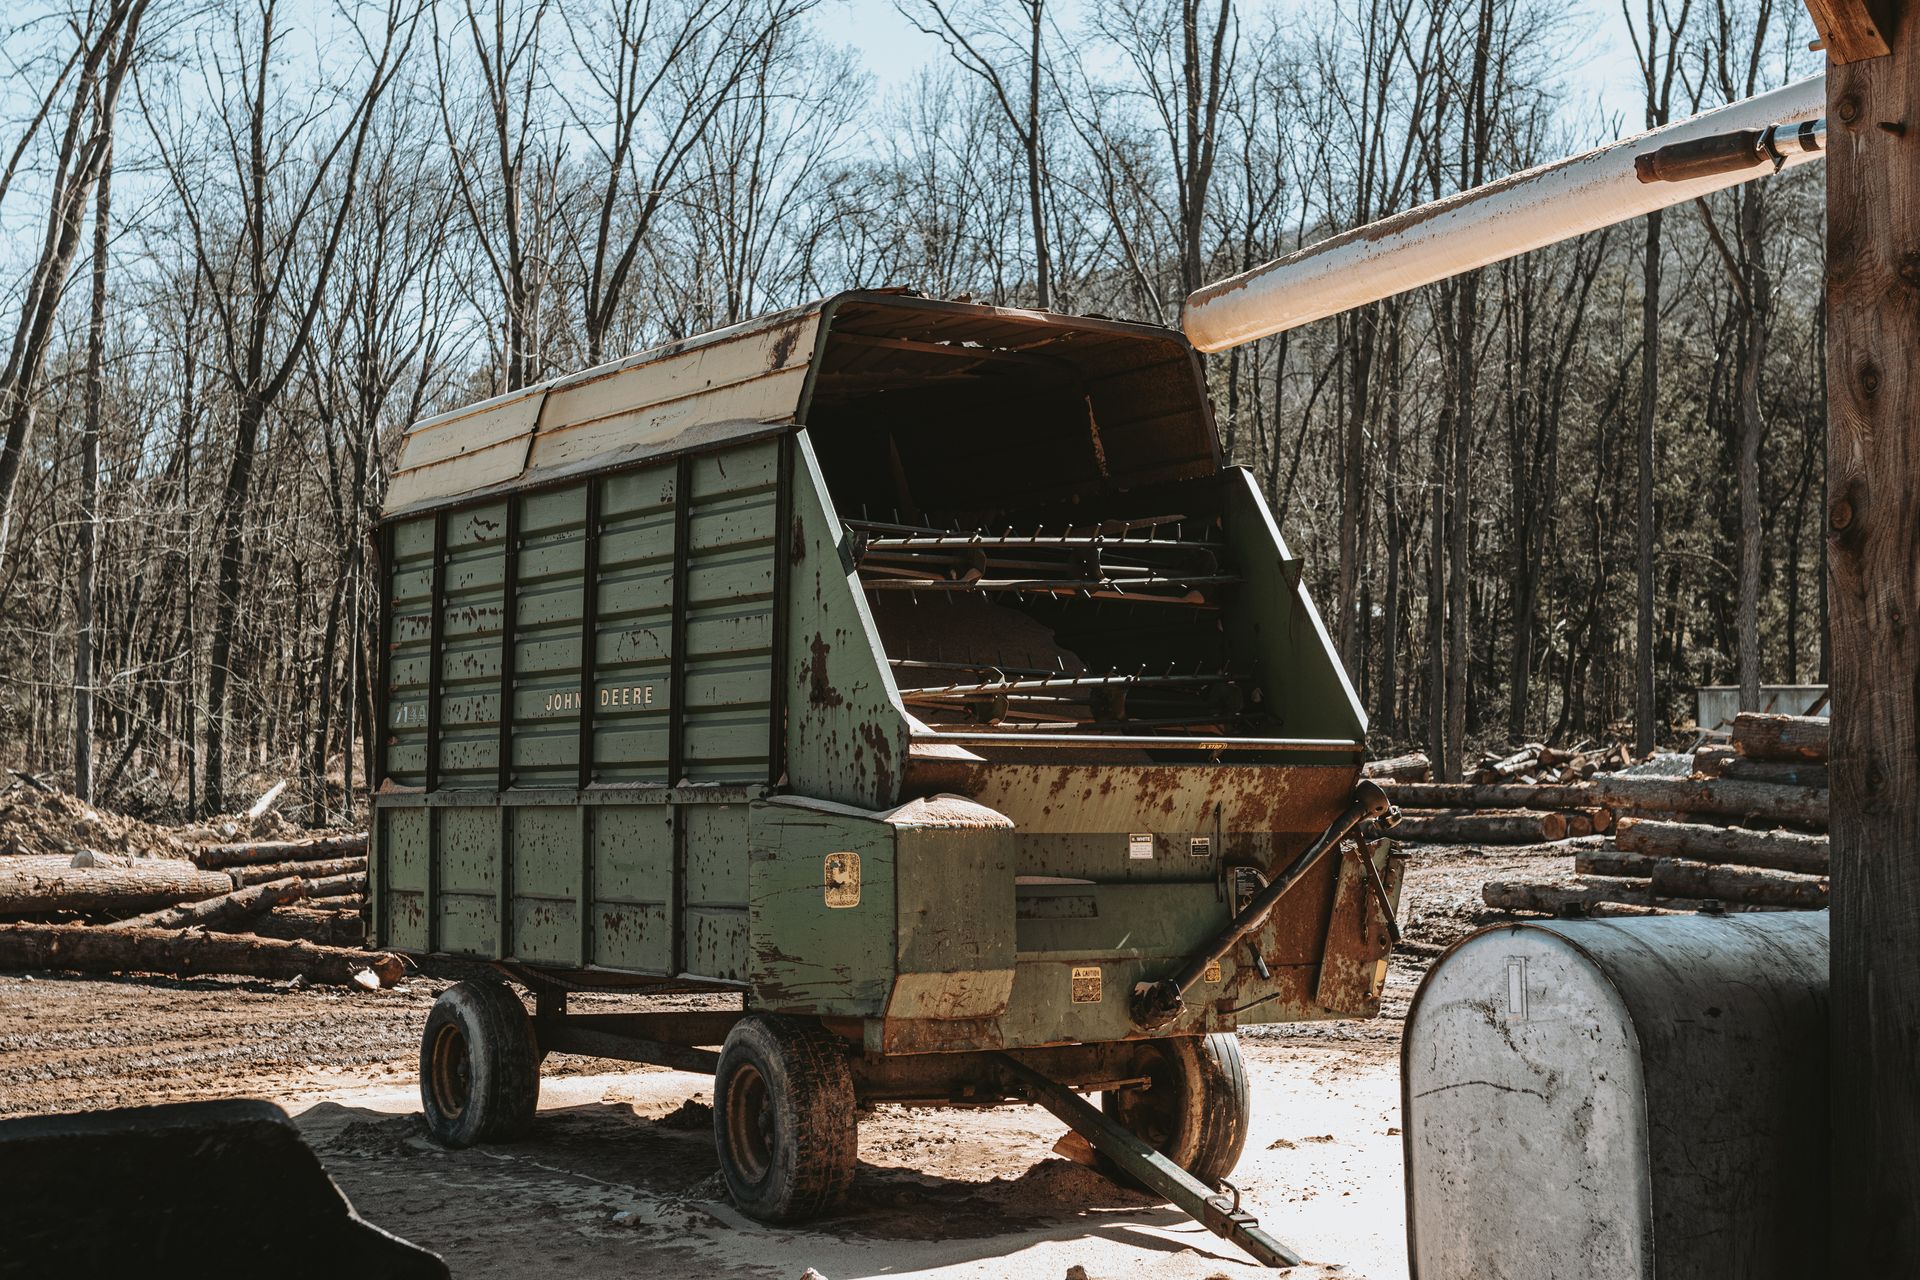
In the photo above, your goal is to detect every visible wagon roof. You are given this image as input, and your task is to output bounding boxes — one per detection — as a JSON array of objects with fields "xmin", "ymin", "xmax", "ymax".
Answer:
[{"xmin": 382, "ymin": 289, "xmax": 1212, "ymax": 518}]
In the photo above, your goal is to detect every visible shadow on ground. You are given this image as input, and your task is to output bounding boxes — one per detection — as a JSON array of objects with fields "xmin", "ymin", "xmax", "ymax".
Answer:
[{"xmin": 296, "ymin": 1096, "xmax": 1240, "ymax": 1279}]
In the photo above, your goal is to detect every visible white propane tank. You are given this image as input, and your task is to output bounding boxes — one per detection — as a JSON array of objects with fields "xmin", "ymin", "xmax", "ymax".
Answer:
[{"xmin": 1402, "ymin": 912, "xmax": 1828, "ymax": 1279}]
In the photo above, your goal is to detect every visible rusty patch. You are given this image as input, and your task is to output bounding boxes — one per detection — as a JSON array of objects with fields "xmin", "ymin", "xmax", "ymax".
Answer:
[
  {"xmin": 806, "ymin": 634, "xmax": 842, "ymax": 707},
  {"xmin": 767, "ymin": 319, "xmax": 803, "ymax": 369}
]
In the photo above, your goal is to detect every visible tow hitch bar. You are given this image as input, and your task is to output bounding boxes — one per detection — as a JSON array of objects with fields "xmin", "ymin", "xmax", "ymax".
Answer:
[
  {"xmin": 1131, "ymin": 780, "xmax": 1398, "ymax": 1032},
  {"xmin": 993, "ymin": 1053, "xmax": 1306, "ymax": 1268}
]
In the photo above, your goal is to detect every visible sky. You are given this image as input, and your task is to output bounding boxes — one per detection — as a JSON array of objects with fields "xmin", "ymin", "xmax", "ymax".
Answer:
[{"xmin": 827, "ymin": 0, "xmax": 1653, "ymax": 133}]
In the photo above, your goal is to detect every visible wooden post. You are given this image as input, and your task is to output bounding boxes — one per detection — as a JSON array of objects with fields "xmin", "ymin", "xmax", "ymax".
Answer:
[{"xmin": 1825, "ymin": 1, "xmax": 1920, "ymax": 1263}]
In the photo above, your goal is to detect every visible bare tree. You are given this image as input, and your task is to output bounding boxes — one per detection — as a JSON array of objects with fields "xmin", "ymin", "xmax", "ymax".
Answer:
[
  {"xmin": 0, "ymin": 0, "xmax": 148, "ymax": 580},
  {"xmin": 899, "ymin": 0, "xmax": 1055, "ymax": 307},
  {"xmin": 141, "ymin": 0, "xmax": 418, "ymax": 810}
]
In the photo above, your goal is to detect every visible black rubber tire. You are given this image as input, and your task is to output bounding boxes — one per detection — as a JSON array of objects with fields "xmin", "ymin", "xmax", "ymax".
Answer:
[
  {"xmin": 712, "ymin": 1015, "xmax": 858, "ymax": 1223},
  {"xmin": 419, "ymin": 980, "xmax": 541, "ymax": 1148},
  {"xmin": 1100, "ymin": 1032, "xmax": 1250, "ymax": 1189}
]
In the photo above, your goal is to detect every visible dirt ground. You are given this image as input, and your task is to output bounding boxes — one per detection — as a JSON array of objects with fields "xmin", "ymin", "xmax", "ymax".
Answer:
[{"xmin": 0, "ymin": 842, "xmax": 1572, "ymax": 1279}]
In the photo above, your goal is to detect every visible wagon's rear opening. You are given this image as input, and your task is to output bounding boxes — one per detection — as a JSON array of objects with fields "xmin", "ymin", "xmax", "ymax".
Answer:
[{"xmin": 805, "ymin": 297, "xmax": 1327, "ymax": 745}]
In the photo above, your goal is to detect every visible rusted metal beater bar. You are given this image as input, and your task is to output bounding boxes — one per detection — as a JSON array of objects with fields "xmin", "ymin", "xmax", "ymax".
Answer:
[
  {"xmin": 1181, "ymin": 77, "xmax": 1825, "ymax": 351},
  {"xmin": 1131, "ymin": 781, "xmax": 1398, "ymax": 1032},
  {"xmin": 990, "ymin": 1054, "xmax": 1306, "ymax": 1269},
  {"xmin": 898, "ymin": 671, "xmax": 1235, "ymax": 698}
]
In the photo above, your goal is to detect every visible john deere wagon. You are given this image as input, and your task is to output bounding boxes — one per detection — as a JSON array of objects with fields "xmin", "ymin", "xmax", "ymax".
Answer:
[{"xmin": 373, "ymin": 290, "xmax": 1399, "ymax": 1266}]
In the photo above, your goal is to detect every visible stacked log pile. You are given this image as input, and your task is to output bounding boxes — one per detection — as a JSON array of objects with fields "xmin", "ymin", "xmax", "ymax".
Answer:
[
  {"xmin": 1481, "ymin": 713, "xmax": 1830, "ymax": 918},
  {"xmin": 1373, "ymin": 743, "xmax": 1620, "ymax": 846},
  {"xmin": 0, "ymin": 827, "xmax": 393, "ymax": 987}
]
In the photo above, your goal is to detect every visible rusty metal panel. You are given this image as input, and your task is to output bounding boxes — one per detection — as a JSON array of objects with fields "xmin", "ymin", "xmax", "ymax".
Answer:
[
  {"xmin": 1314, "ymin": 841, "xmax": 1402, "ymax": 1016},
  {"xmin": 383, "ymin": 307, "xmax": 819, "ymax": 516},
  {"xmin": 783, "ymin": 433, "xmax": 909, "ymax": 807},
  {"xmin": 383, "ymin": 518, "xmax": 436, "ymax": 786},
  {"xmin": 508, "ymin": 806, "xmax": 580, "ymax": 965},
  {"xmin": 589, "ymin": 804, "xmax": 672, "ymax": 972},
  {"xmin": 590, "ymin": 465, "xmax": 676, "ymax": 783},
  {"xmin": 680, "ymin": 442, "xmax": 778, "ymax": 784},
  {"xmin": 509, "ymin": 485, "xmax": 588, "ymax": 785},
  {"xmin": 377, "ymin": 807, "xmax": 429, "ymax": 951},
  {"xmin": 749, "ymin": 797, "xmax": 898, "ymax": 1014},
  {"xmin": 436, "ymin": 503, "xmax": 507, "ymax": 788}
]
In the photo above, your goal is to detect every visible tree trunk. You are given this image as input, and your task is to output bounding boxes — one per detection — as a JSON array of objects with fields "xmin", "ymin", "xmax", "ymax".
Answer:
[
  {"xmin": 73, "ymin": 146, "xmax": 112, "ymax": 801},
  {"xmin": 106, "ymin": 876, "xmax": 309, "ymax": 932},
  {"xmin": 1588, "ymin": 774, "xmax": 1827, "ymax": 829},
  {"xmin": 0, "ymin": 856, "xmax": 232, "ymax": 917},
  {"xmin": 1736, "ymin": 185, "xmax": 1768, "ymax": 711},
  {"xmin": 1636, "ymin": 206, "xmax": 1661, "ymax": 754},
  {"xmin": 1382, "ymin": 781, "xmax": 1596, "ymax": 809},
  {"xmin": 228, "ymin": 856, "xmax": 365, "ymax": 887},
  {"xmin": 1388, "ymin": 811, "xmax": 1568, "ymax": 844},
  {"xmin": 0, "ymin": 920, "xmax": 401, "ymax": 986},
  {"xmin": 1828, "ymin": 32, "xmax": 1920, "ymax": 1259},
  {"xmin": 1650, "ymin": 858, "xmax": 1826, "ymax": 909},
  {"xmin": 1614, "ymin": 816, "xmax": 1827, "ymax": 875},
  {"xmin": 192, "ymin": 833, "xmax": 368, "ymax": 869},
  {"xmin": 1730, "ymin": 711, "xmax": 1829, "ymax": 761}
]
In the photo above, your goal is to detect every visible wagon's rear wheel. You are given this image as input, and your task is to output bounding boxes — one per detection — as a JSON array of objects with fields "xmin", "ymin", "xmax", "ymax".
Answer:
[
  {"xmin": 712, "ymin": 1015, "xmax": 857, "ymax": 1223},
  {"xmin": 419, "ymin": 980, "xmax": 541, "ymax": 1148},
  {"xmin": 1101, "ymin": 1032, "xmax": 1250, "ymax": 1189}
]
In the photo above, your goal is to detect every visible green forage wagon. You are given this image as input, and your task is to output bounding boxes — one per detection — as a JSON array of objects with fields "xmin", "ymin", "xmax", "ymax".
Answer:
[{"xmin": 373, "ymin": 290, "xmax": 1399, "ymax": 1265}]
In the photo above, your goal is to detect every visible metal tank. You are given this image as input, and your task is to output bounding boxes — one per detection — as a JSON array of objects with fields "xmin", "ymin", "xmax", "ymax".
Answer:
[
  {"xmin": 372, "ymin": 289, "xmax": 1400, "ymax": 1266},
  {"xmin": 1402, "ymin": 912, "xmax": 1829, "ymax": 1280}
]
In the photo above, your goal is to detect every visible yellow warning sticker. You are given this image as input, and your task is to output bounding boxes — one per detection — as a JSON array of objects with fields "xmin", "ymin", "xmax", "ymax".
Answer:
[
  {"xmin": 824, "ymin": 852, "xmax": 861, "ymax": 908},
  {"xmin": 1070, "ymin": 965, "xmax": 1103, "ymax": 1003}
]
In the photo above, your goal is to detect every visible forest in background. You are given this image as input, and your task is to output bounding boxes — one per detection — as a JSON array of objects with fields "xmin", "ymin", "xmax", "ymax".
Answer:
[{"xmin": 0, "ymin": 0, "xmax": 1826, "ymax": 819}]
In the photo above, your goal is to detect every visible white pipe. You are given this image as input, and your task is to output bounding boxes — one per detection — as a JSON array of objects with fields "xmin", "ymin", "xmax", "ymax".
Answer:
[{"xmin": 1182, "ymin": 76, "xmax": 1826, "ymax": 353}]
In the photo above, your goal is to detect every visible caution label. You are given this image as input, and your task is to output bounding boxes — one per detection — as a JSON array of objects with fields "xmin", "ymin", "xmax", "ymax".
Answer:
[{"xmin": 1070, "ymin": 965, "xmax": 1103, "ymax": 1003}]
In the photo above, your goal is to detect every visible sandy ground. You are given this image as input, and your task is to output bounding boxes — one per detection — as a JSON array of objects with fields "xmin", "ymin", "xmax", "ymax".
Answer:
[{"xmin": 0, "ymin": 842, "xmax": 1575, "ymax": 1279}]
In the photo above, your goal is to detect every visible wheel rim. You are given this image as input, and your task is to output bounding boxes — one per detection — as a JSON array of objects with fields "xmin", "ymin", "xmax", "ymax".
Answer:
[
  {"xmin": 429, "ymin": 1022, "xmax": 472, "ymax": 1120},
  {"xmin": 1112, "ymin": 1047, "xmax": 1184, "ymax": 1153},
  {"xmin": 725, "ymin": 1062, "xmax": 776, "ymax": 1184}
]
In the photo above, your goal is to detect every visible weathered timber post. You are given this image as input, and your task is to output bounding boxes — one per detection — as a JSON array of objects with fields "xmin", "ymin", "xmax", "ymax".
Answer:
[{"xmin": 1819, "ymin": 0, "xmax": 1920, "ymax": 1263}]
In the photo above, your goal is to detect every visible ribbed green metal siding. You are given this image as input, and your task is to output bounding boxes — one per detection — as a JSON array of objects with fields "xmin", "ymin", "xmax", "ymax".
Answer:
[{"xmin": 373, "ymin": 436, "xmax": 780, "ymax": 982}]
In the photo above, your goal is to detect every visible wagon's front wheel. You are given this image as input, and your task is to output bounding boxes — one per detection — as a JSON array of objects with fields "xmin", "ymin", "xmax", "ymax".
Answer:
[
  {"xmin": 419, "ymin": 980, "xmax": 541, "ymax": 1148},
  {"xmin": 1101, "ymin": 1031, "xmax": 1250, "ymax": 1189},
  {"xmin": 712, "ymin": 1015, "xmax": 857, "ymax": 1223}
]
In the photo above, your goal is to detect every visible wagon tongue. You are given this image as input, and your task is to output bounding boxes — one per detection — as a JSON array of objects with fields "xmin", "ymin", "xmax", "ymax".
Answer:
[
  {"xmin": 1130, "ymin": 781, "xmax": 1398, "ymax": 1032},
  {"xmin": 994, "ymin": 1053, "xmax": 1305, "ymax": 1268}
]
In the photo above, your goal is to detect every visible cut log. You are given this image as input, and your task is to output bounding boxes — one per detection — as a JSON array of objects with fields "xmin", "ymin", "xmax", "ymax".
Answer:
[
  {"xmin": 0, "ymin": 856, "xmax": 233, "ymax": 918},
  {"xmin": 1731, "ymin": 712, "xmax": 1829, "ymax": 762},
  {"xmin": 1720, "ymin": 759, "xmax": 1830, "ymax": 789},
  {"xmin": 1614, "ymin": 817, "xmax": 1829, "ymax": 875},
  {"xmin": 1693, "ymin": 744, "xmax": 1739, "ymax": 776},
  {"xmin": 1390, "ymin": 811, "xmax": 1568, "ymax": 845},
  {"xmin": 1488, "ymin": 745, "xmax": 1545, "ymax": 778},
  {"xmin": 1587, "ymin": 901, "xmax": 1695, "ymax": 917},
  {"xmin": 305, "ymin": 894, "xmax": 365, "ymax": 910},
  {"xmin": 300, "ymin": 873, "xmax": 367, "ymax": 900},
  {"xmin": 246, "ymin": 779, "xmax": 288, "ymax": 822},
  {"xmin": 192, "ymin": 833, "xmax": 367, "ymax": 869},
  {"xmin": 1363, "ymin": 752, "xmax": 1431, "ymax": 782},
  {"xmin": 1575, "ymin": 851, "xmax": 1661, "ymax": 878},
  {"xmin": 105, "ymin": 877, "xmax": 309, "ymax": 932},
  {"xmin": 1589, "ymin": 774, "xmax": 1827, "ymax": 829},
  {"xmin": 1649, "ymin": 859, "xmax": 1828, "ymax": 908},
  {"xmin": 1381, "ymin": 782, "xmax": 1598, "ymax": 809},
  {"xmin": 1583, "ymin": 807, "xmax": 1616, "ymax": 835},
  {"xmin": 1483, "ymin": 876, "xmax": 1658, "ymax": 912},
  {"xmin": 1562, "ymin": 813, "xmax": 1594, "ymax": 839},
  {"xmin": 0, "ymin": 921, "xmax": 403, "ymax": 986},
  {"xmin": 252, "ymin": 907, "xmax": 365, "ymax": 947},
  {"xmin": 228, "ymin": 857, "xmax": 365, "ymax": 888},
  {"xmin": 1483, "ymin": 876, "xmax": 1723, "ymax": 915}
]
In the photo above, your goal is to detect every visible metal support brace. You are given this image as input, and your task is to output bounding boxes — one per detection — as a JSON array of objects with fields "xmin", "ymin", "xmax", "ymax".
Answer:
[{"xmin": 992, "ymin": 1053, "xmax": 1306, "ymax": 1269}]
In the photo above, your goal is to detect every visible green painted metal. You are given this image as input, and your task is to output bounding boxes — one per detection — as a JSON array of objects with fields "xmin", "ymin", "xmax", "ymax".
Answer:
[{"xmin": 372, "ymin": 293, "xmax": 1392, "ymax": 1050}]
